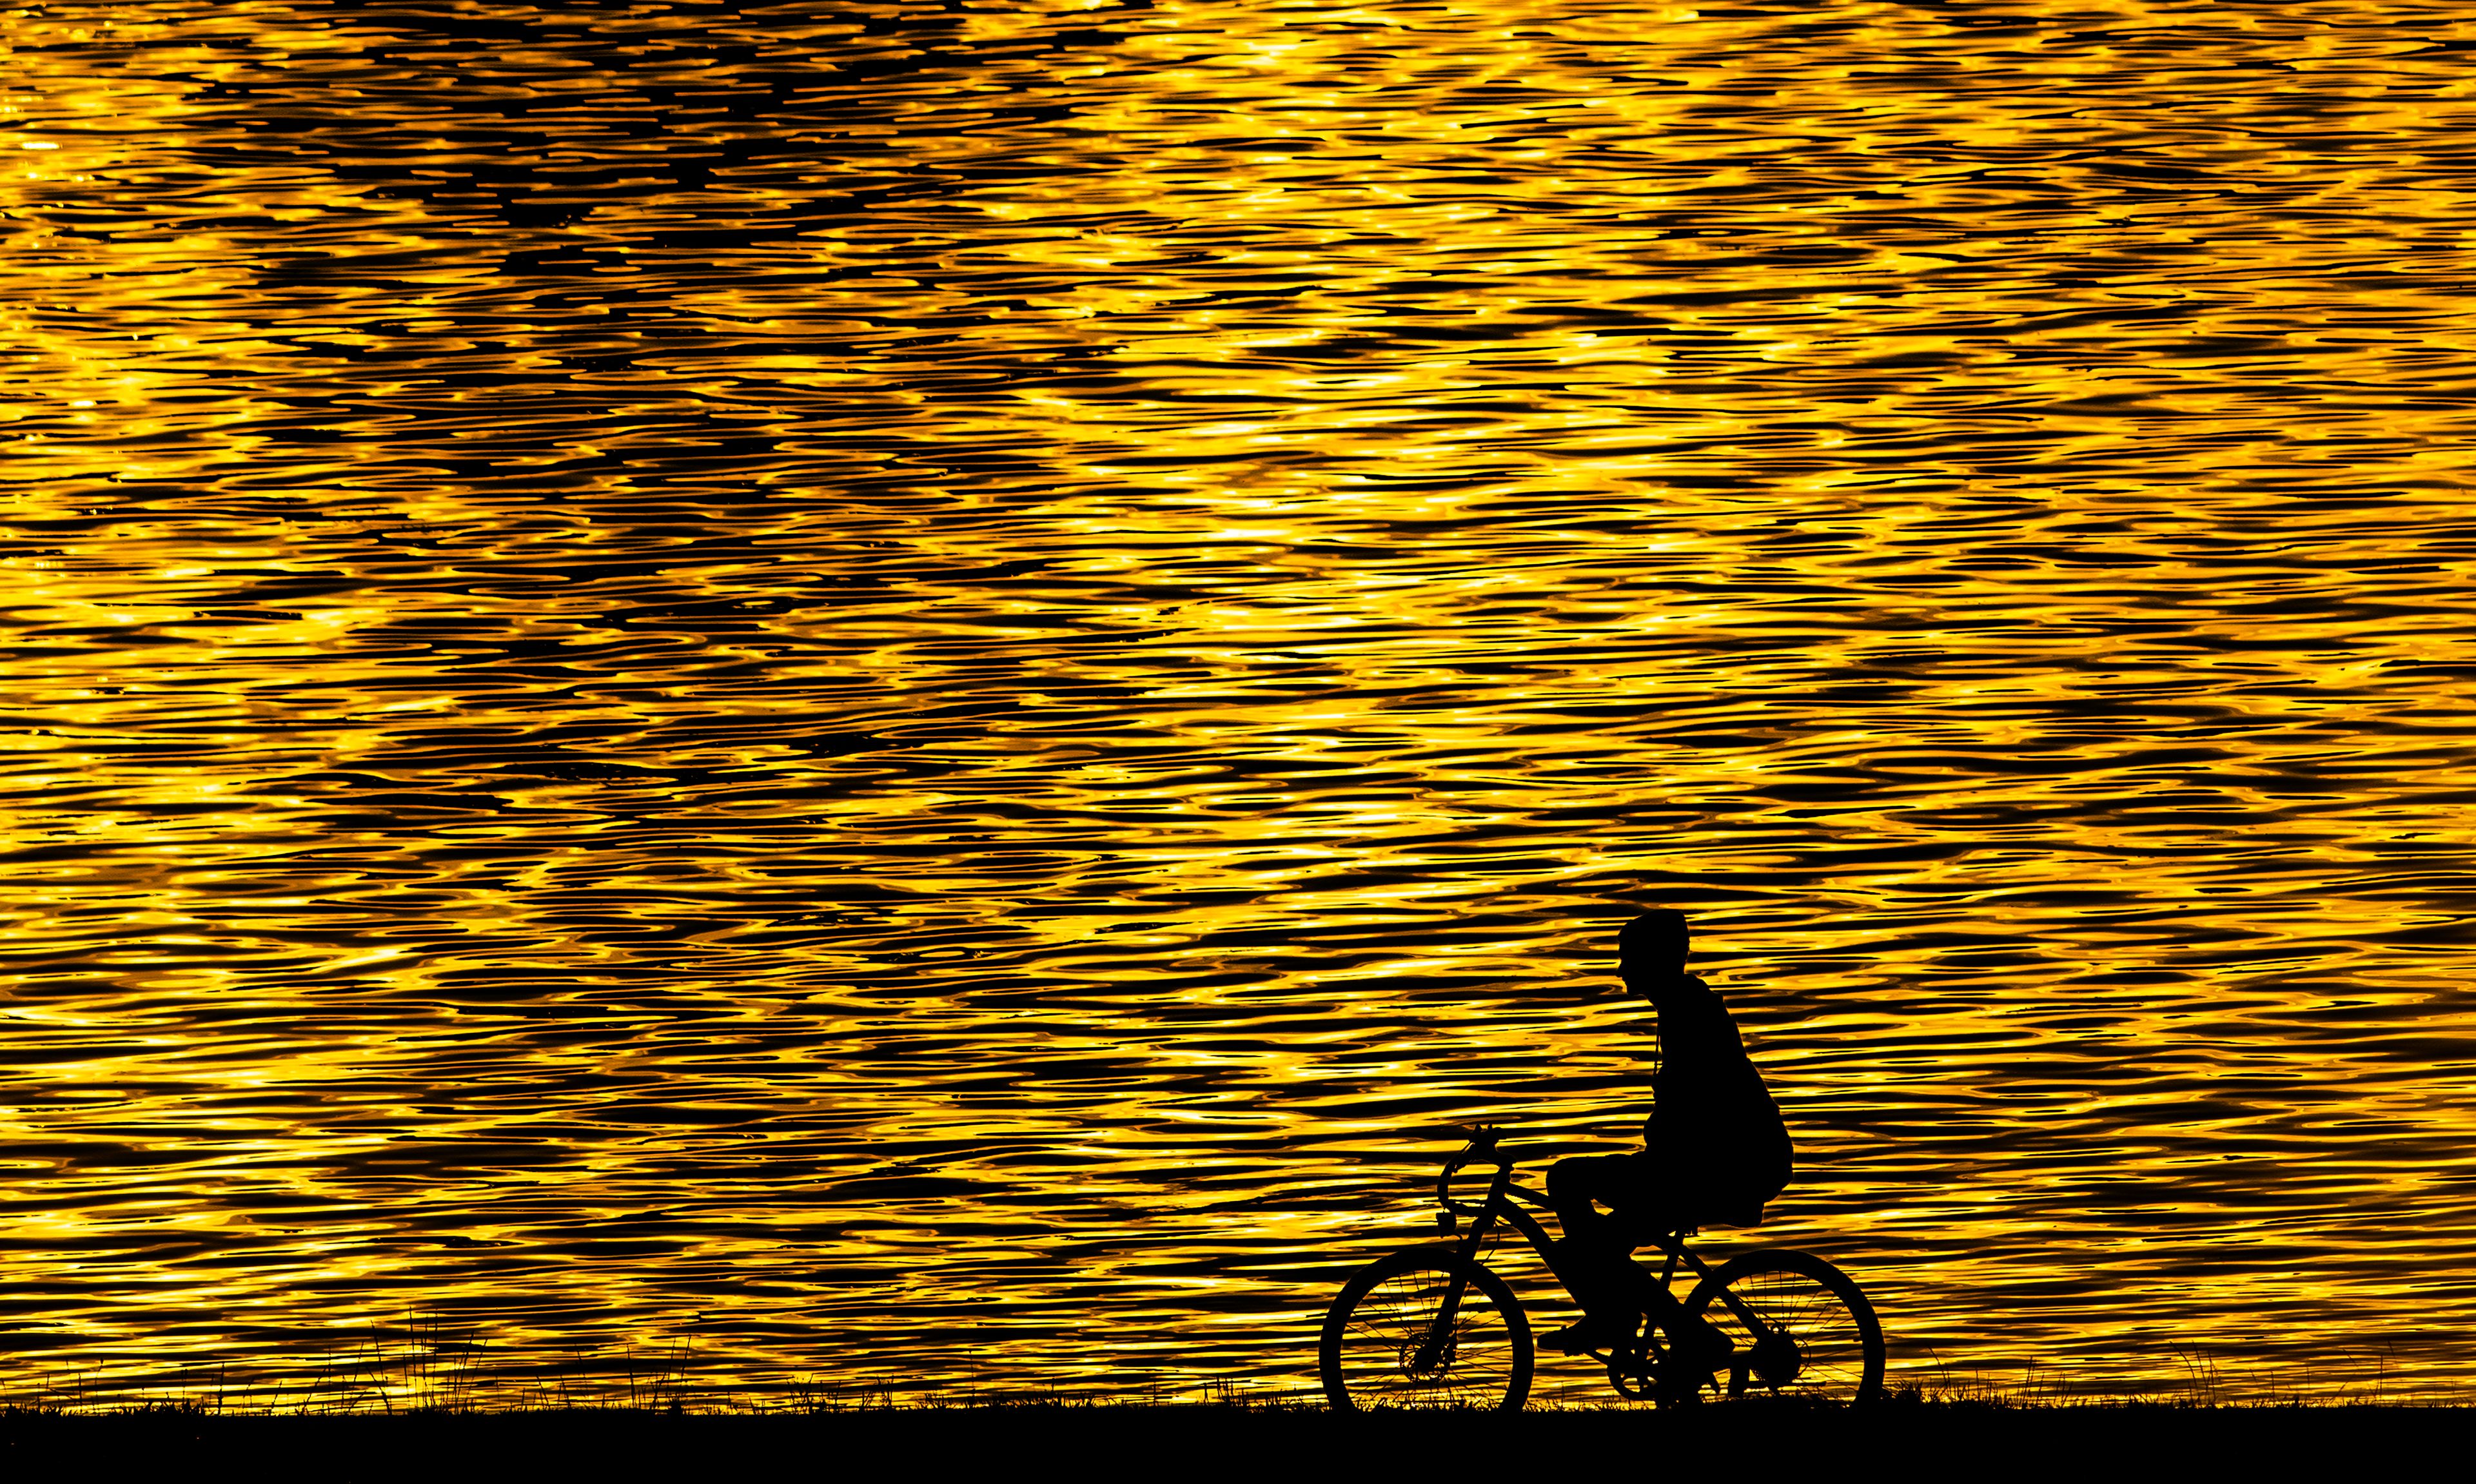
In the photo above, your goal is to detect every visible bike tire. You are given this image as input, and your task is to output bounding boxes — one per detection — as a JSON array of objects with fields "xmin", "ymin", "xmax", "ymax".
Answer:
[
  {"xmin": 1681, "ymin": 1248, "xmax": 1884, "ymax": 1407},
  {"xmin": 1318, "ymin": 1249, "xmax": 1533, "ymax": 1412}
]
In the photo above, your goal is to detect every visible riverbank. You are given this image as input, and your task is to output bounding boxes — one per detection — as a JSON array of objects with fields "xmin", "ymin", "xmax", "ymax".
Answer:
[{"xmin": 5, "ymin": 1400, "xmax": 2470, "ymax": 1479}]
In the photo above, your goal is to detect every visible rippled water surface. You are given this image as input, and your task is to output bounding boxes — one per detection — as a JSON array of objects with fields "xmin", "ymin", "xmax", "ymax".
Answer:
[{"xmin": 6, "ymin": 0, "xmax": 2476, "ymax": 1405}]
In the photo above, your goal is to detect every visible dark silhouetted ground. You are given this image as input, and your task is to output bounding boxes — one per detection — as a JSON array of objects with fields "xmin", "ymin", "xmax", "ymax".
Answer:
[{"xmin": 5, "ymin": 1401, "xmax": 2472, "ymax": 1481}]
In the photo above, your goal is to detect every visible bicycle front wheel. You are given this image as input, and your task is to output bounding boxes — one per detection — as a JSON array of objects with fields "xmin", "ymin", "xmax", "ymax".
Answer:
[
  {"xmin": 1682, "ymin": 1249, "xmax": 1883, "ymax": 1407},
  {"xmin": 1319, "ymin": 1250, "xmax": 1533, "ymax": 1412}
]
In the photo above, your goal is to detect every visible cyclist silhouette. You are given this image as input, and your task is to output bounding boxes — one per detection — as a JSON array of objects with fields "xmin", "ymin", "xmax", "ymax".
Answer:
[{"xmin": 1538, "ymin": 910, "xmax": 1793, "ymax": 1358}]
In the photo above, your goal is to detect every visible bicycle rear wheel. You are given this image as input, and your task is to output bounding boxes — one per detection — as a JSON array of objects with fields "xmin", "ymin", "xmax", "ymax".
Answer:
[
  {"xmin": 1682, "ymin": 1249, "xmax": 1883, "ymax": 1407},
  {"xmin": 1319, "ymin": 1250, "xmax": 1533, "ymax": 1412}
]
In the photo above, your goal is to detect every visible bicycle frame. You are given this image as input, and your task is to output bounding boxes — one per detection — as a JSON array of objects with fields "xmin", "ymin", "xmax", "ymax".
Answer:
[{"xmin": 1420, "ymin": 1135, "xmax": 1768, "ymax": 1371}]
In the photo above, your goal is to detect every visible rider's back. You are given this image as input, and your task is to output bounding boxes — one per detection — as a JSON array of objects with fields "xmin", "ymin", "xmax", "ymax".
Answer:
[{"xmin": 1645, "ymin": 974, "xmax": 1792, "ymax": 1220}]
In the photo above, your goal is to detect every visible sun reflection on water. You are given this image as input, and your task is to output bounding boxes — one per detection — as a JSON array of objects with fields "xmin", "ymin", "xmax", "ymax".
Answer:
[{"xmin": 2, "ymin": 0, "xmax": 2475, "ymax": 1411}]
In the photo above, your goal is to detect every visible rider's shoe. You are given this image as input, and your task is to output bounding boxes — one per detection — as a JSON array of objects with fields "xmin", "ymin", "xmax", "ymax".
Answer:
[{"xmin": 1540, "ymin": 1312, "xmax": 1633, "ymax": 1354}]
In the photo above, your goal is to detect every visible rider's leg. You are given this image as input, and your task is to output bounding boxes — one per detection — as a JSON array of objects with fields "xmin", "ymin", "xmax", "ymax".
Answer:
[
  {"xmin": 1546, "ymin": 1153, "xmax": 1635, "ymax": 1245},
  {"xmin": 1597, "ymin": 1185, "xmax": 1733, "ymax": 1371},
  {"xmin": 1542, "ymin": 1158, "xmax": 1749, "ymax": 1365},
  {"xmin": 1540, "ymin": 1155, "xmax": 1657, "ymax": 1352},
  {"xmin": 1629, "ymin": 1253, "xmax": 1728, "ymax": 1364}
]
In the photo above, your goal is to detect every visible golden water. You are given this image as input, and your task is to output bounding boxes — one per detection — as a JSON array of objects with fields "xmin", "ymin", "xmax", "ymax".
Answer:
[{"xmin": 5, "ymin": 0, "xmax": 2476, "ymax": 1406}]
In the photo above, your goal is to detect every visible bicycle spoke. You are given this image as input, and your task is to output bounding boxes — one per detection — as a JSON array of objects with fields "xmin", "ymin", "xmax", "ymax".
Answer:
[{"xmin": 1324, "ymin": 1263, "xmax": 1524, "ymax": 1410}]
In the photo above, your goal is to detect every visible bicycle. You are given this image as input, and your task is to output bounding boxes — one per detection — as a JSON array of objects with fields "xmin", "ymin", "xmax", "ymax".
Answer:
[{"xmin": 1318, "ymin": 1128, "xmax": 1884, "ymax": 1411}]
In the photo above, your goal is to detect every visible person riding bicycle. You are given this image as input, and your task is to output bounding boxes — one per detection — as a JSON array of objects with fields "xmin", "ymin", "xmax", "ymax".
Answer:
[{"xmin": 1540, "ymin": 910, "xmax": 1793, "ymax": 1361}]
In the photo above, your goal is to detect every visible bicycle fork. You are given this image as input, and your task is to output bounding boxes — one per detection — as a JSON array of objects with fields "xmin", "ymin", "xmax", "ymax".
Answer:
[{"xmin": 1411, "ymin": 1163, "xmax": 1509, "ymax": 1373}]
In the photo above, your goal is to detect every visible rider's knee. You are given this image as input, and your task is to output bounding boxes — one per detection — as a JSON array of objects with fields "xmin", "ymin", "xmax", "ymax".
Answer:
[{"xmin": 1546, "ymin": 1157, "xmax": 1585, "ymax": 1200}]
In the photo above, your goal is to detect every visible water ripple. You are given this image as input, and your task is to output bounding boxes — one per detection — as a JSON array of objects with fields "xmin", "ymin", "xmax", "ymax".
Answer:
[{"xmin": 3, "ymin": 0, "xmax": 2475, "ymax": 1406}]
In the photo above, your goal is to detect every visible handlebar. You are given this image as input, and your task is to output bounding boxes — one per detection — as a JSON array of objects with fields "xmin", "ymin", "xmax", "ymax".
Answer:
[{"xmin": 1435, "ymin": 1126, "xmax": 1511, "ymax": 1215}]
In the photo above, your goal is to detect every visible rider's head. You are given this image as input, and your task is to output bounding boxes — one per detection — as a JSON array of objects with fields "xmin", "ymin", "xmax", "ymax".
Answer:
[{"xmin": 1617, "ymin": 910, "xmax": 1689, "ymax": 995}]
